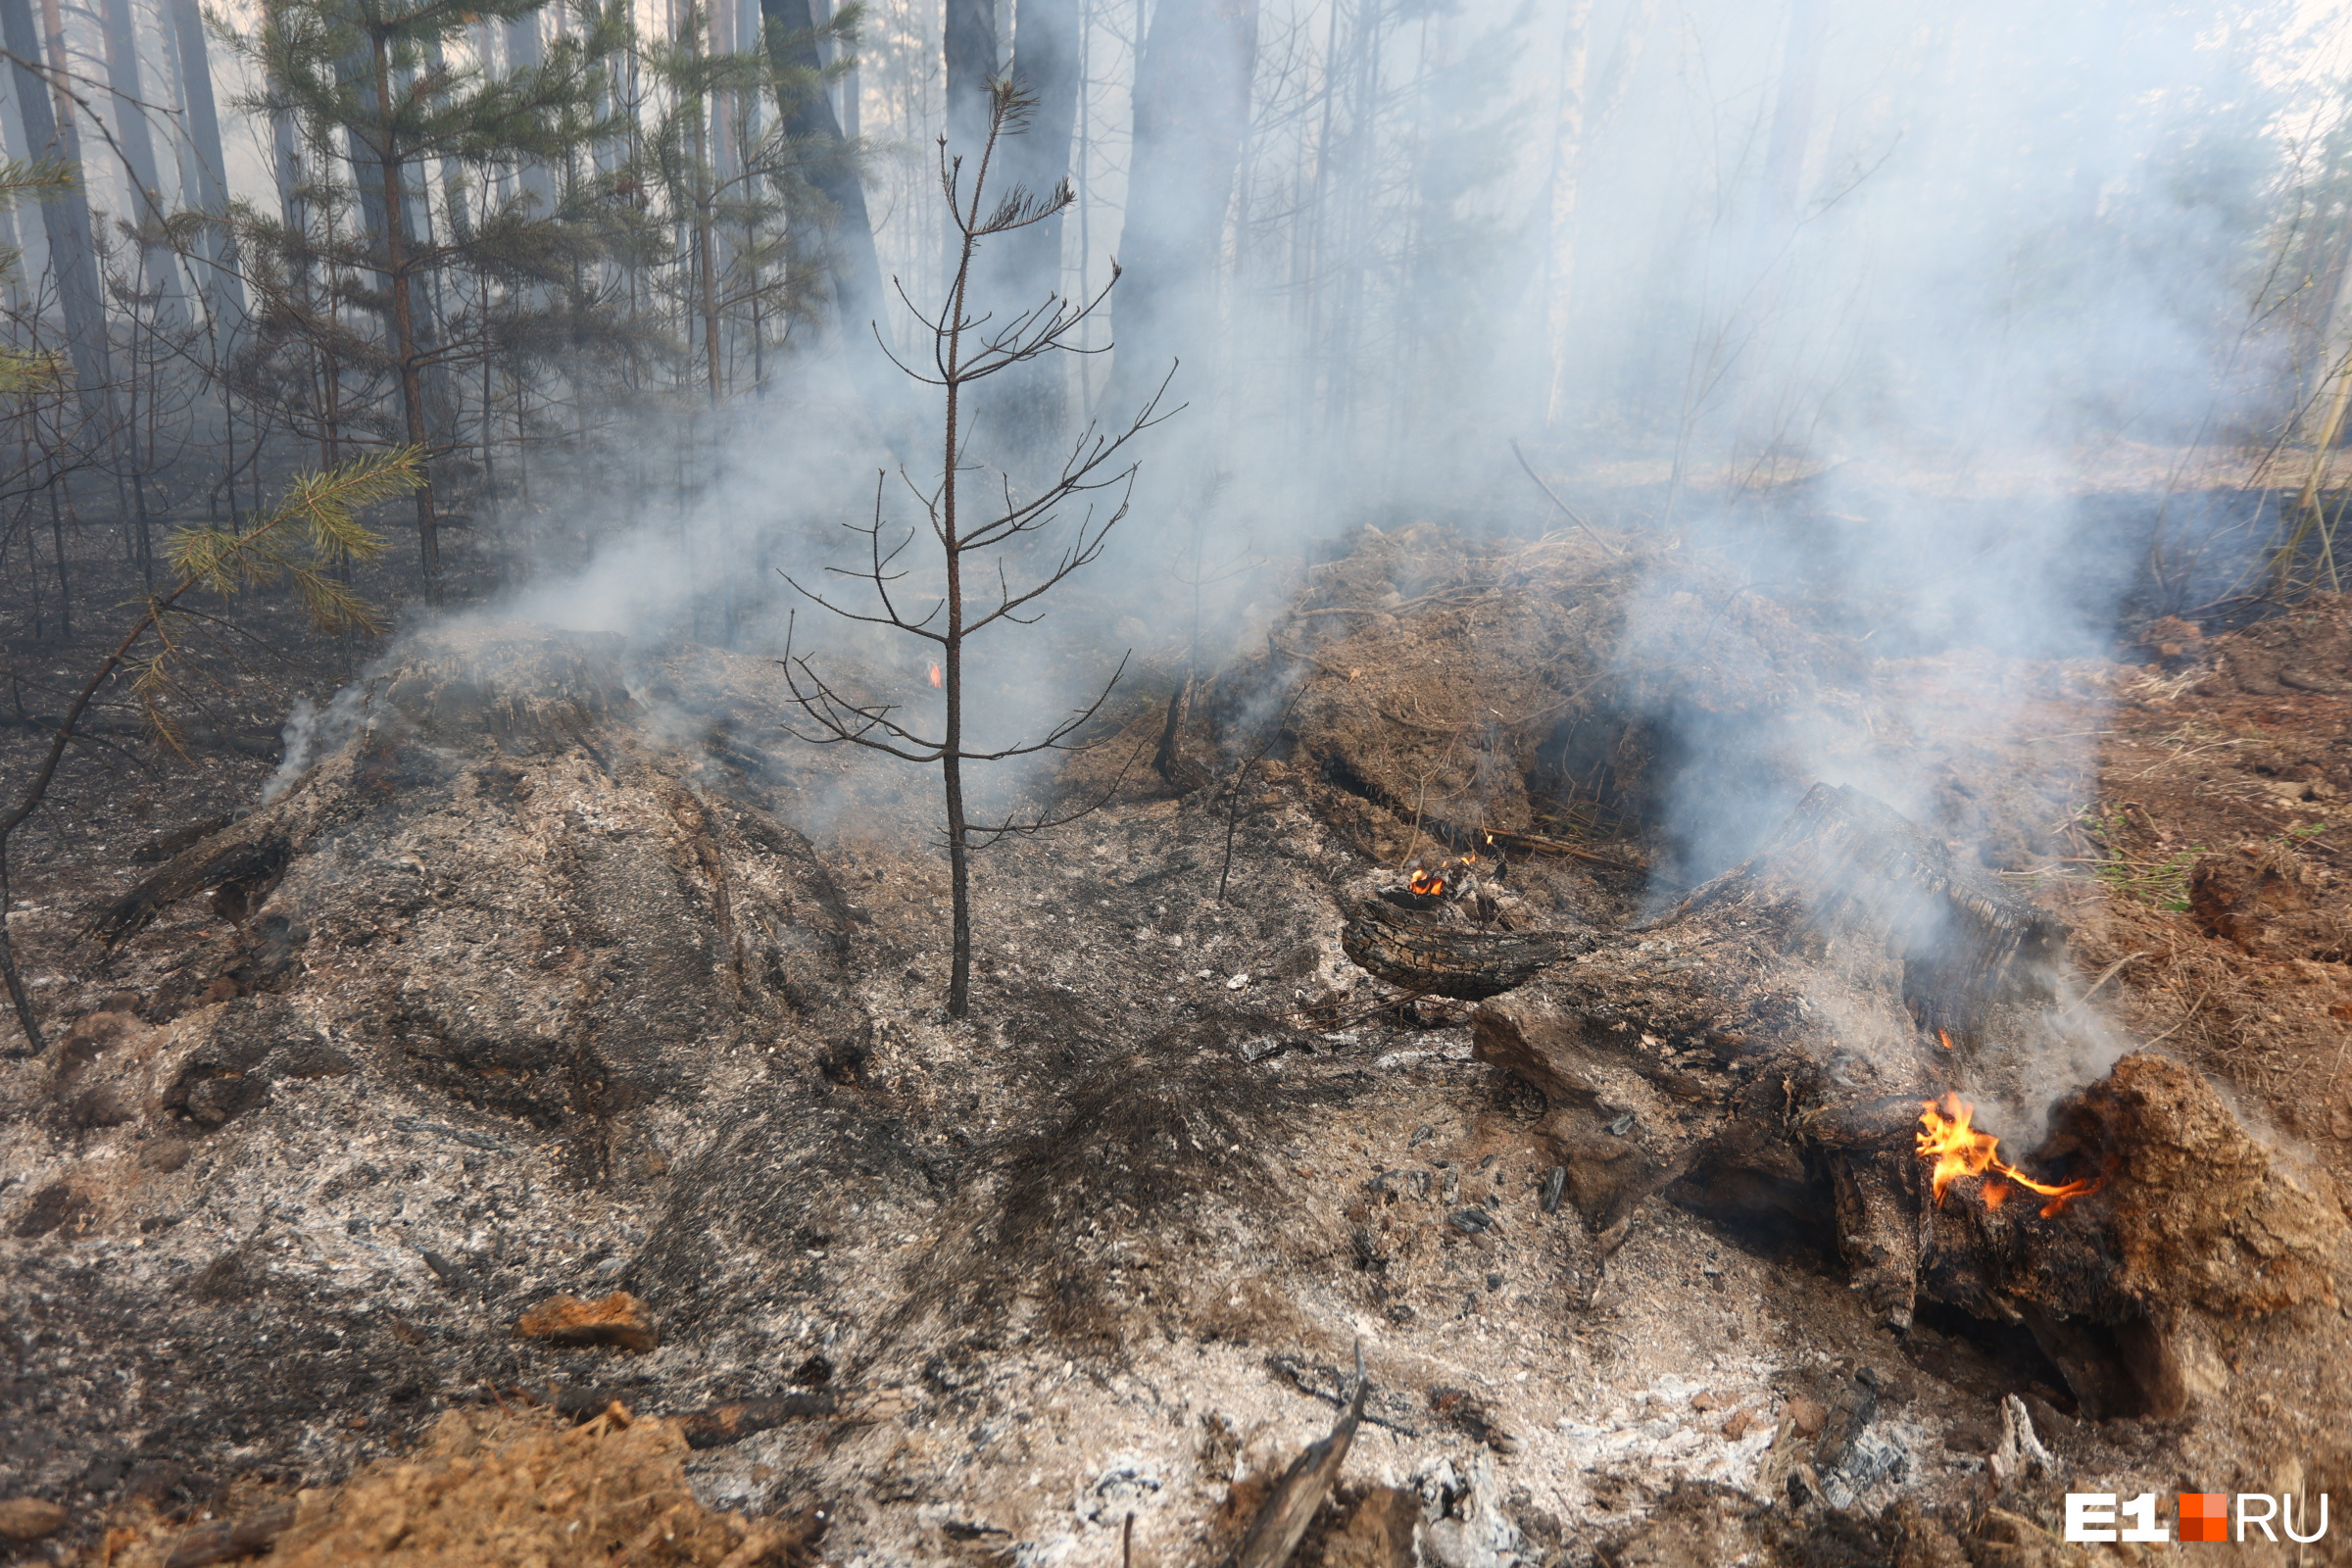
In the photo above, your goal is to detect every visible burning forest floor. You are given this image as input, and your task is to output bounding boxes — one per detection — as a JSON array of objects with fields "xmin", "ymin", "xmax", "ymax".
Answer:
[{"xmin": 0, "ymin": 524, "xmax": 2349, "ymax": 1568}]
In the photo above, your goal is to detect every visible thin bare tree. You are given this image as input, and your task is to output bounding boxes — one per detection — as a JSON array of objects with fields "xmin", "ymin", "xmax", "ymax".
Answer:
[{"xmin": 777, "ymin": 79, "xmax": 1171, "ymax": 1017}]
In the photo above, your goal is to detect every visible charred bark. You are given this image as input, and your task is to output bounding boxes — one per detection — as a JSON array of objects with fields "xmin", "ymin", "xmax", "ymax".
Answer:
[
  {"xmin": 972, "ymin": 0, "xmax": 1081, "ymax": 460},
  {"xmin": 1341, "ymin": 898, "xmax": 1590, "ymax": 1000},
  {"xmin": 1, "ymin": 0, "xmax": 114, "ymax": 422},
  {"xmin": 760, "ymin": 0, "xmax": 885, "ymax": 345},
  {"xmin": 1111, "ymin": 0, "xmax": 1257, "ymax": 406},
  {"xmin": 942, "ymin": 0, "xmax": 996, "ymax": 155},
  {"xmin": 88, "ymin": 827, "xmax": 293, "ymax": 948},
  {"xmin": 163, "ymin": 0, "xmax": 243, "ymax": 327},
  {"xmin": 1463, "ymin": 782, "xmax": 2352, "ymax": 1419}
]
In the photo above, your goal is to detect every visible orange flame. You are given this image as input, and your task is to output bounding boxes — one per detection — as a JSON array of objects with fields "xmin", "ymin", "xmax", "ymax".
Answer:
[
  {"xmin": 1916, "ymin": 1094, "xmax": 2100, "ymax": 1218},
  {"xmin": 928, "ymin": 663, "xmax": 942, "ymax": 688},
  {"xmin": 1936, "ymin": 1029, "xmax": 1955, "ymax": 1051},
  {"xmin": 1408, "ymin": 865, "xmax": 1445, "ymax": 896}
]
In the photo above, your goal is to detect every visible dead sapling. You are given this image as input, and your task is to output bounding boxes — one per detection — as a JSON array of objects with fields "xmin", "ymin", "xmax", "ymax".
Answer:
[{"xmin": 777, "ymin": 78, "xmax": 1175, "ymax": 1017}]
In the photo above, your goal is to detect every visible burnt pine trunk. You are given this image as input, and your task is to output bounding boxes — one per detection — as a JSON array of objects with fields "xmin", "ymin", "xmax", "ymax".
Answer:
[
  {"xmin": 164, "ymin": 0, "xmax": 244, "ymax": 328},
  {"xmin": 943, "ymin": 0, "xmax": 995, "ymax": 156},
  {"xmin": 1, "ymin": 0, "xmax": 115, "ymax": 423},
  {"xmin": 96, "ymin": 0, "xmax": 188, "ymax": 328},
  {"xmin": 757, "ymin": 0, "xmax": 890, "ymax": 379},
  {"xmin": 688, "ymin": 11, "xmax": 721, "ymax": 402},
  {"xmin": 1112, "ymin": 0, "xmax": 1257, "ymax": 409},
  {"xmin": 369, "ymin": 27, "xmax": 441, "ymax": 582},
  {"xmin": 973, "ymin": 0, "xmax": 1080, "ymax": 459},
  {"xmin": 505, "ymin": 10, "xmax": 560, "ymax": 213}
]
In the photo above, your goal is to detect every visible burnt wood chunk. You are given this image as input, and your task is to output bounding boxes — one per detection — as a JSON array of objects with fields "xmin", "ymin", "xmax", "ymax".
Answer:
[
  {"xmin": 1470, "ymin": 783, "xmax": 2060, "ymax": 1331},
  {"xmin": 1229, "ymin": 1374, "xmax": 1366, "ymax": 1568},
  {"xmin": 675, "ymin": 1393, "xmax": 839, "ymax": 1449},
  {"xmin": 161, "ymin": 1500, "xmax": 297, "ymax": 1567},
  {"xmin": 1340, "ymin": 898, "xmax": 1589, "ymax": 1000},
  {"xmin": 1467, "ymin": 782, "xmax": 2352, "ymax": 1412},
  {"xmin": 89, "ymin": 827, "xmax": 292, "ymax": 946}
]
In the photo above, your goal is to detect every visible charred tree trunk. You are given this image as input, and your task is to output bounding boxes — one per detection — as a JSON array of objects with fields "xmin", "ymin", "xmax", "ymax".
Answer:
[
  {"xmin": 163, "ymin": 0, "xmax": 243, "ymax": 329},
  {"xmin": 943, "ymin": 0, "xmax": 995, "ymax": 156},
  {"xmin": 1342, "ymin": 897, "xmax": 1590, "ymax": 1000},
  {"xmin": 1471, "ymin": 784, "xmax": 2065, "ymax": 1332},
  {"xmin": 759, "ymin": 0, "xmax": 890, "ymax": 391},
  {"xmin": 505, "ymin": 11, "xmax": 560, "ymax": 215},
  {"xmin": 972, "ymin": 0, "xmax": 1080, "ymax": 462},
  {"xmin": 1111, "ymin": 0, "xmax": 1258, "ymax": 407},
  {"xmin": 96, "ymin": 0, "xmax": 189, "ymax": 330},
  {"xmin": 368, "ymin": 29, "xmax": 442, "ymax": 584},
  {"xmin": 2, "ymin": 0, "xmax": 115, "ymax": 423}
]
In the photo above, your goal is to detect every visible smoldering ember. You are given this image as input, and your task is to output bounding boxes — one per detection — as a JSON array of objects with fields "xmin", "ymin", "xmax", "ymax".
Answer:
[{"xmin": 9, "ymin": 3, "xmax": 2352, "ymax": 1567}]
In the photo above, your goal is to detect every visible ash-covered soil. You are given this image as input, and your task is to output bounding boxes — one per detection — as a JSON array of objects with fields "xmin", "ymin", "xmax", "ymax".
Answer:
[{"xmin": 2, "ymin": 530, "xmax": 2349, "ymax": 1568}]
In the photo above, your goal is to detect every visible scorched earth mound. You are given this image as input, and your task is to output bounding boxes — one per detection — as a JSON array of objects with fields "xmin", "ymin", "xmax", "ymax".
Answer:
[{"xmin": 4, "ymin": 530, "xmax": 2351, "ymax": 1568}]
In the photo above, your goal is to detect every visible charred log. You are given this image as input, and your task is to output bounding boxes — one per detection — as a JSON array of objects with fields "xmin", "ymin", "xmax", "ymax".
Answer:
[
  {"xmin": 1340, "ymin": 898, "xmax": 1592, "ymax": 1000},
  {"xmin": 88, "ymin": 825, "xmax": 291, "ymax": 946}
]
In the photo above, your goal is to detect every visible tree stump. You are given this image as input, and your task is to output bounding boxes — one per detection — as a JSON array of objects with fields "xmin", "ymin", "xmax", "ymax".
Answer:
[{"xmin": 1469, "ymin": 783, "xmax": 2351, "ymax": 1420}]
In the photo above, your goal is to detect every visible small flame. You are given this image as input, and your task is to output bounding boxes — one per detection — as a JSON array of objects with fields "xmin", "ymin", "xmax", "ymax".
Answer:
[
  {"xmin": 1408, "ymin": 865, "xmax": 1445, "ymax": 896},
  {"xmin": 1916, "ymin": 1094, "xmax": 2100, "ymax": 1218},
  {"xmin": 928, "ymin": 663, "xmax": 942, "ymax": 688},
  {"xmin": 1936, "ymin": 1029, "xmax": 1955, "ymax": 1051}
]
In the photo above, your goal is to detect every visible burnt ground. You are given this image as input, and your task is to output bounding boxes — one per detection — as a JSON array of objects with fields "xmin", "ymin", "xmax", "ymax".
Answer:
[{"xmin": 0, "ymin": 529, "xmax": 2346, "ymax": 1567}]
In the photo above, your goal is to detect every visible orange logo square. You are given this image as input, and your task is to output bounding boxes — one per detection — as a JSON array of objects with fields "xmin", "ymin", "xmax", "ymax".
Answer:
[{"xmin": 2180, "ymin": 1493, "xmax": 2229, "ymax": 1543}]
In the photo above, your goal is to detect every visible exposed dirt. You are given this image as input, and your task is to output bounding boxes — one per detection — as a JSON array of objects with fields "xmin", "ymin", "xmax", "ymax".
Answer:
[
  {"xmin": 2, "ymin": 531, "xmax": 2349, "ymax": 1568},
  {"xmin": 2063, "ymin": 593, "xmax": 2352, "ymax": 1198}
]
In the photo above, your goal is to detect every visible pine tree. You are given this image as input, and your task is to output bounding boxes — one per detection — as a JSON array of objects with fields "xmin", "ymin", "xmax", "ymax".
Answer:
[{"xmin": 223, "ymin": 0, "xmax": 624, "ymax": 587}]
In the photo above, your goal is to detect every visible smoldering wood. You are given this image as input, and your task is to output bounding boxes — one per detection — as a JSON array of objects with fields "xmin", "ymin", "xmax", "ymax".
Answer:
[
  {"xmin": 88, "ymin": 824, "xmax": 292, "ymax": 947},
  {"xmin": 1340, "ymin": 896, "xmax": 1591, "ymax": 1000},
  {"xmin": 1464, "ymin": 781, "xmax": 2349, "ymax": 1419}
]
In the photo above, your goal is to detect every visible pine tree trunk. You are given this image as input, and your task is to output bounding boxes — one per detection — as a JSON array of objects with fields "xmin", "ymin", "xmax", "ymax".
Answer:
[
  {"xmin": 943, "ymin": 0, "xmax": 996, "ymax": 157},
  {"xmin": 163, "ymin": 0, "xmax": 243, "ymax": 329},
  {"xmin": 688, "ymin": 18, "xmax": 721, "ymax": 402},
  {"xmin": 2, "ymin": 0, "xmax": 115, "ymax": 423},
  {"xmin": 97, "ymin": 0, "xmax": 189, "ymax": 329},
  {"xmin": 505, "ymin": 11, "xmax": 560, "ymax": 213},
  {"xmin": 974, "ymin": 0, "xmax": 1080, "ymax": 460},
  {"xmin": 758, "ymin": 0, "xmax": 887, "ymax": 357},
  {"xmin": 372, "ymin": 28, "xmax": 440, "ymax": 583},
  {"xmin": 1112, "ymin": 0, "xmax": 1258, "ymax": 409}
]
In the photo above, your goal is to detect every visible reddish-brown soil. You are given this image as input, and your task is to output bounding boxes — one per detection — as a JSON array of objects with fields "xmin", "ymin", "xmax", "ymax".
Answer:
[{"xmin": 2062, "ymin": 595, "xmax": 2352, "ymax": 1197}]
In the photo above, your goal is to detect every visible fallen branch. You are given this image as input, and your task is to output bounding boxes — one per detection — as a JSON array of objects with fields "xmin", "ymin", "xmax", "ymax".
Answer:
[
  {"xmin": 676, "ymin": 1393, "xmax": 840, "ymax": 1449},
  {"xmin": 162, "ymin": 1501, "xmax": 297, "ymax": 1568},
  {"xmin": 1230, "ymin": 1355, "xmax": 1367, "ymax": 1568},
  {"xmin": 1509, "ymin": 439, "xmax": 1621, "ymax": 556}
]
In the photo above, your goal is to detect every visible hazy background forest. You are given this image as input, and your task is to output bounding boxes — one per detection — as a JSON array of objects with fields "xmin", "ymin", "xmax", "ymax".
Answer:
[{"xmin": 6, "ymin": 0, "xmax": 2352, "ymax": 746}]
